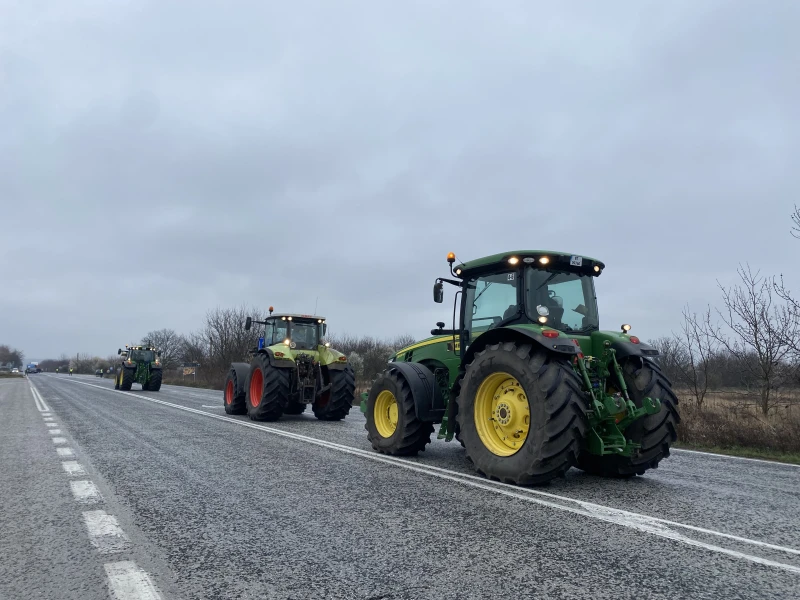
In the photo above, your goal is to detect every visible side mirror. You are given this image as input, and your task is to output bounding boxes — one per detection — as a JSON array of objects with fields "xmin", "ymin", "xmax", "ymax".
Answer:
[
  {"xmin": 433, "ymin": 281, "xmax": 444, "ymax": 303},
  {"xmin": 118, "ymin": 349, "xmax": 122, "ymax": 355},
  {"xmin": 244, "ymin": 317, "xmax": 252, "ymax": 331},
  {"xmin": 436, "ymin": 321, "xmax": 445, "ymax": 329}
]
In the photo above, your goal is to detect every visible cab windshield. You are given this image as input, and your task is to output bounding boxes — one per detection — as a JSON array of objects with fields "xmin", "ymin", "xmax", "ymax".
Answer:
[
  {"xmin": 130, "ymin": 349, "xmax": 155, "ymax": 362},
  {"xmin": 525, "ymin": 267, "xmax": 599, "ymax": 333},
  {"xmin": 290, "ymin": 322, "xmax": 319, "ymax": 350}
]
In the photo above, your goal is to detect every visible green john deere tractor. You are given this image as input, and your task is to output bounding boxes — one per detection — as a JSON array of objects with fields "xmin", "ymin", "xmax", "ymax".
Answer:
[
  {"xmin": 114, "ymin": 345, "xmax": 163, "ymax": 391},
  {"xmin": 362, "ymin": 250, "xmax": 680, "ymax": 485},
  {"xmin": 223, "ymin": 308, "xmax": 355, "ymax": 421}
]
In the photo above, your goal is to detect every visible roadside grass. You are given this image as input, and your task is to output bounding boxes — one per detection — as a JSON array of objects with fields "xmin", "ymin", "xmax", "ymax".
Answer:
[
  {"xmin": 675, "ymin": 390, "xmax": 800, "ymax": 465},
  {"xmin": 0, "ymin": 372, "xmax": 24, "ymax": 378}
]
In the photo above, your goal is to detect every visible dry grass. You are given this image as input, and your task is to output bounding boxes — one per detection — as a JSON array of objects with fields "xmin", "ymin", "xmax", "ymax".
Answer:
[{"xmin": 675, "ymin": 389, "xmax": 800, "ymax": 463}]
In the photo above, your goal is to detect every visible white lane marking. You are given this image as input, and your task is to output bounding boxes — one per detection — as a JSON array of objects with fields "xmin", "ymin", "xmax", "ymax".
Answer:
[
  {"xmin": 62, "ymin": 461, "xmax": 86, "ymax": 476},
  {"xmin": 52, "ymin": 437, "xmax": 68, "ymax": 444},
  {"xmin": 43, "ymin": 417, "xmax": 54, "ymax": 421},
  {"xmin": 46, "ymin": 422, "xmax": 58, "ymax": 428},
  {"xmin": 56, "ymin": 447, "xmax": 74, "ymax": 457},
  {"xmin": 62, "ymin": 378, "xmax": 800, "ymax": 574},
  {"xmin": 70, "ymin": 480, "xmax": 103, "ymax": 504},
  {"xmin": 29, "ymin": 381, "xmax": 51, "ymax": 412},
  {"xmin": 201, "ymin": 405, "xmax": 218, "ymax": 408},
  {"xmin": 104, "ymin": 561, "xmax": 162, "ymax": 600},
  {"xmin": 673, "ymin": 448, "xmax": 800, "ymax": 469},
  {"xmin": 48, "ymin": 429, "xmax": 63, "ymax": 435},
  {"xmin": 42, "ymin": 412, "xmax": 51, "ymax": 416},
  {"xmin": 83, "ymin": 510, "xmax": 130, "ymax": 554}
]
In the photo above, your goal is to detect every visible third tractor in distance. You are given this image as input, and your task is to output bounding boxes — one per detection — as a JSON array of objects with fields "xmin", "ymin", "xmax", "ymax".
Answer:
[
  {"xmin": 223, "ymin": 308, "xmax": 355, "ymax": 422},
  {"xmin": 362, "ymin": 250, "xmax": 680, "ymax": 486},
  {"xmin": 114, "ymin": 345, "xmax": 163, "ymax": 391}
]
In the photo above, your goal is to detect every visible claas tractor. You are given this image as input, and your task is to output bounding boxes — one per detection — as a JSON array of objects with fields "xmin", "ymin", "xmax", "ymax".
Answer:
[
  {"xmin": 224, "ymin": 308, "xmax": 355, "ymax": 421},
  {"xmin": 115, "ymin": 345, "xmax": 163, "ymax": 391},
  {"xmin": 362, "ymin": 250, "xmax": 680, "ymax": 485}
]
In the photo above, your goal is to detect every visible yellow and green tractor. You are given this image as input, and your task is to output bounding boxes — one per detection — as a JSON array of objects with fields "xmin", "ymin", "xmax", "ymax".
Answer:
[
  {"xmin": 224, "ymin": 308, "xmax": 355, "ymax": 421},
  {"xmin": 362, "ymin": 250, "xmax": 680, "ymax": 485},
  {"xmin": 115, "ymin": 345, "xmax": 163, "ymax": 391}
]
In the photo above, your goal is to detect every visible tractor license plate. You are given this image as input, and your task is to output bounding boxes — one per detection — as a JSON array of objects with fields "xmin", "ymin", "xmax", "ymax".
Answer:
[{"xmin": 570, "ymin": 255, "xmax": 583, "ymax": 266}]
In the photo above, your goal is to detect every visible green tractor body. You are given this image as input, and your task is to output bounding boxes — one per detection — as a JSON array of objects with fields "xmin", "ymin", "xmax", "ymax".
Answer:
[
  {"xmin": 223, "ymin": 310, "xmax": 355, "ymax": 422},
  {"xmin": 362, "ymin": 250, "xmax": 680, "ymax": 485},
  {"xmin": 115, "ymin": 345, "xmax": 163, "ymax": 391}
]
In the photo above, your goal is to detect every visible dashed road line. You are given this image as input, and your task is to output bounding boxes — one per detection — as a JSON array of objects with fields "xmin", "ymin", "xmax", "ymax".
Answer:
[
  {"xmin": 70, "ymin": 480, "xmax": 103, "ymax": 504},
  {"xmin": 42, "ymin": 412, "xmax": 51, "ymax": 416},
  {"xmin": 45, "ymin": 422, "xmax": 58, "ymax": 427},
  {"xmin": 48, "ymin": 429, "xmax": 63, "ymax": 435},
  {"xmin": 43, "ymin": 416, "xmax": 54, "ymax": 422},
  {"xmin": 56, "ymin": 447, "xmax": 74, "ymax": 457},
  {"xmin": 105, "ymin": 561, "xmax": 162, "ymax": 600},
  {"xmin": 62, "ymin": 461, "xmax": 87, "ymax": 476},
  {"xmin": 52, "ymin": 437, "xmax": 68, "ymax": 445},
  {"xmin": 60, "ymin": 376, "xmax": 800, "ymax": 575},
  {"xmin": 83, "ymin": 510, "xmax": 130, "ymax": 554}
]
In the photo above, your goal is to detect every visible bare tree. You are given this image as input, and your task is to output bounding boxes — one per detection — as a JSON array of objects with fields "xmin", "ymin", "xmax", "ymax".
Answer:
[
  {"xmin": 71, "ymin": 352, "xmax": 96, "ymax": 374},
  {"xmin": 676, "ymin": 306, "xmax": 720, "ymax": 409},
  {"xmin": 712, "ymin": 265, "xmax": 800, "ymax": 414},
  {"xmin": 792, "ymin": 204, "xmax": 800, "ymax": 239},
  {"xmin": 0, "ymin": 345, "xmax": 25, "ymax": 368},
  {"xmin": 141, "ymin": 328, "xmax": 184, "ymax": 370}
]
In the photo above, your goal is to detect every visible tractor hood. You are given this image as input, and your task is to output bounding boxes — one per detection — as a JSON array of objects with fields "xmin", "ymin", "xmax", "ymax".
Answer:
[{"xmin": 265, "ymin": 343, "xmax": 349, "ymax": 368}]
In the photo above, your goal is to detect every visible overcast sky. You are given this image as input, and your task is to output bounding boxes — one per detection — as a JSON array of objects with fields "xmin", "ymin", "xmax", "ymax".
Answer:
[{"xmin": 2, "ymin": 0, "xmax": 798, "ymax": 361}]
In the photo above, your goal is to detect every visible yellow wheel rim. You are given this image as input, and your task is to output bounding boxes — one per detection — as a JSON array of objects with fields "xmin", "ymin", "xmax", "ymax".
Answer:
[
  {"xmin": 474, "ymin": 372, "xmax": 530, "ymax": 457},
  {"xmin": 374, "ymin": 390, "xmax": 399, "ymax": 438}
]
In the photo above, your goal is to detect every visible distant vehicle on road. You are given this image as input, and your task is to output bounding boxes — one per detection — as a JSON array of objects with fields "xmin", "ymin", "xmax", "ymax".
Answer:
[
  {"xmin": 25, "ymin": 363, "xmax": 41, "ymax": 374},
  {"xmin": 11, "ymin": 368, "xmax": 19, "ymax": 373}
]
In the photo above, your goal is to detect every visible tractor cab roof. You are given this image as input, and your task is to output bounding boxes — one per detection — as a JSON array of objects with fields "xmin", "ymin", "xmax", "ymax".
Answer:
[
  {"xmin": 453, "ymin": 250, "xmax": 605, "ymax": 278},
  {"xmin": 125, "ymin": 344, "xmax": 159, "ymax": 351},
  {"xmin": 268, "ymin": 314, "xmax": 327, "ymax": 323}
]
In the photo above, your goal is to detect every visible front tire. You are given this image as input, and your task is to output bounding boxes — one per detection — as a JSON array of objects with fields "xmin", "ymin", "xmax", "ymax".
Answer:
[
  {"xmin": 577, "ymin": 358, "xmax": 680, "ymax": 477},
  {"xmin": 148, "ymin": 369, "xmax": 162, "ymax": 392},
  {"xmin": 224, "ymin": 367, "xmax": 247, "ymax": 415},
  {"xmin": 457, "ymin": 342, "xmax": 588, "ymax": 486},
  {"xmin": 365, "ymin": 369, "xmax": 434, "ymax": 455},
  {"xmin": 245, "ymin": 354, "xmax": 290, "ymax": 421},
  {"xmin": 312, "ymin": 366, "xmax": 354, "ymax": 421},
  {"xmin": 120, "ymin": 367, "xmax": 134, "ymax": 391}
]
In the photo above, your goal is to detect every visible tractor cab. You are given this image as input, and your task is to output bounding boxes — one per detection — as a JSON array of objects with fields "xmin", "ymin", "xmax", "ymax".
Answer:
[
  {"xmin": 434, "ymin": 250, "xmax": 605, "ymax": 354},
  {"xmin": 246, "ymin": 308, "xmax": 328, "ymax": 352}
]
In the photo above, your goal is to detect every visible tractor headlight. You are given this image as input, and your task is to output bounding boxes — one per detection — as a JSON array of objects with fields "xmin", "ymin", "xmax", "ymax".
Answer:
[
  {"xmin": 621, "ymin": 324, "xmax": 632, "ymax": 333},
  {"xmin": 283, "ymin": 338, "xmax": 290, "ymax": 346},
  {"xmin": 538, "ymin": 316, "xmax": 548, "ymax": 324},
  {"xmin": 325, "ymin": 342, "xmax": 331, "ymax": 348},
  {"xmin": 508, "ymin": 257, "xmax": 519, "ymax": 265},
  {"xmin": 539, "ymin": 256, "xmax": 550, "ymax": 265}
]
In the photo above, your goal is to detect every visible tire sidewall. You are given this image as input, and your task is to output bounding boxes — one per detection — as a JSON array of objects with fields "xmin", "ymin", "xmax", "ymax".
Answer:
[
  {"xmin": 365, "ymin": 374, "xmax": 409, "ymax": 451},
  {"xmin": 458, "ymin": 346, "xmax": 550, "ymax": 482}
]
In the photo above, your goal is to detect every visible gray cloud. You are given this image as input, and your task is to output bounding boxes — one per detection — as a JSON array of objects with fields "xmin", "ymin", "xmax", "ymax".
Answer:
[{"xmin": 2, "ymin": 0, "xmax": 799, "ymax": 359}]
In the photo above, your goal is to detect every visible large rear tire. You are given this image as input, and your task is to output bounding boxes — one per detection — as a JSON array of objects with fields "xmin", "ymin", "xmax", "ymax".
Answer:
[
  {"xmin": 120, "ymin": 367, "xmax": 134, "ymax": 391},
  {"xmin": 365, "ymin": 369, "xmax": 434, "ymax": 455},
  {"xmin": 148, "ymin": 369, "xmax": 162, "ymax": 392},
  {"xmin": 312, "ymin": 366, "xmax": 354, "ymax": 421},
  {"xmin": 457, "ymin": 342, "xmax": 588, "ymax": 486},
  {"xmin": 224, "ymin": 366, "xmax": 247, "ymax": 415},
  {"xmin": 245, "ymin": 354, "xmax": 290, "ymax": 421},
  {"xmin": 577, "ymin": 358, "xmax": 680, "ymax": 477}
]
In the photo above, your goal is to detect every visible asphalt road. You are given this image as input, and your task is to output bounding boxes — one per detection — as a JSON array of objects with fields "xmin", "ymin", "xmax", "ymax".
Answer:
[{"xmin": 2, "ymin": 374, "xmax": 799, "ymax": 600}]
